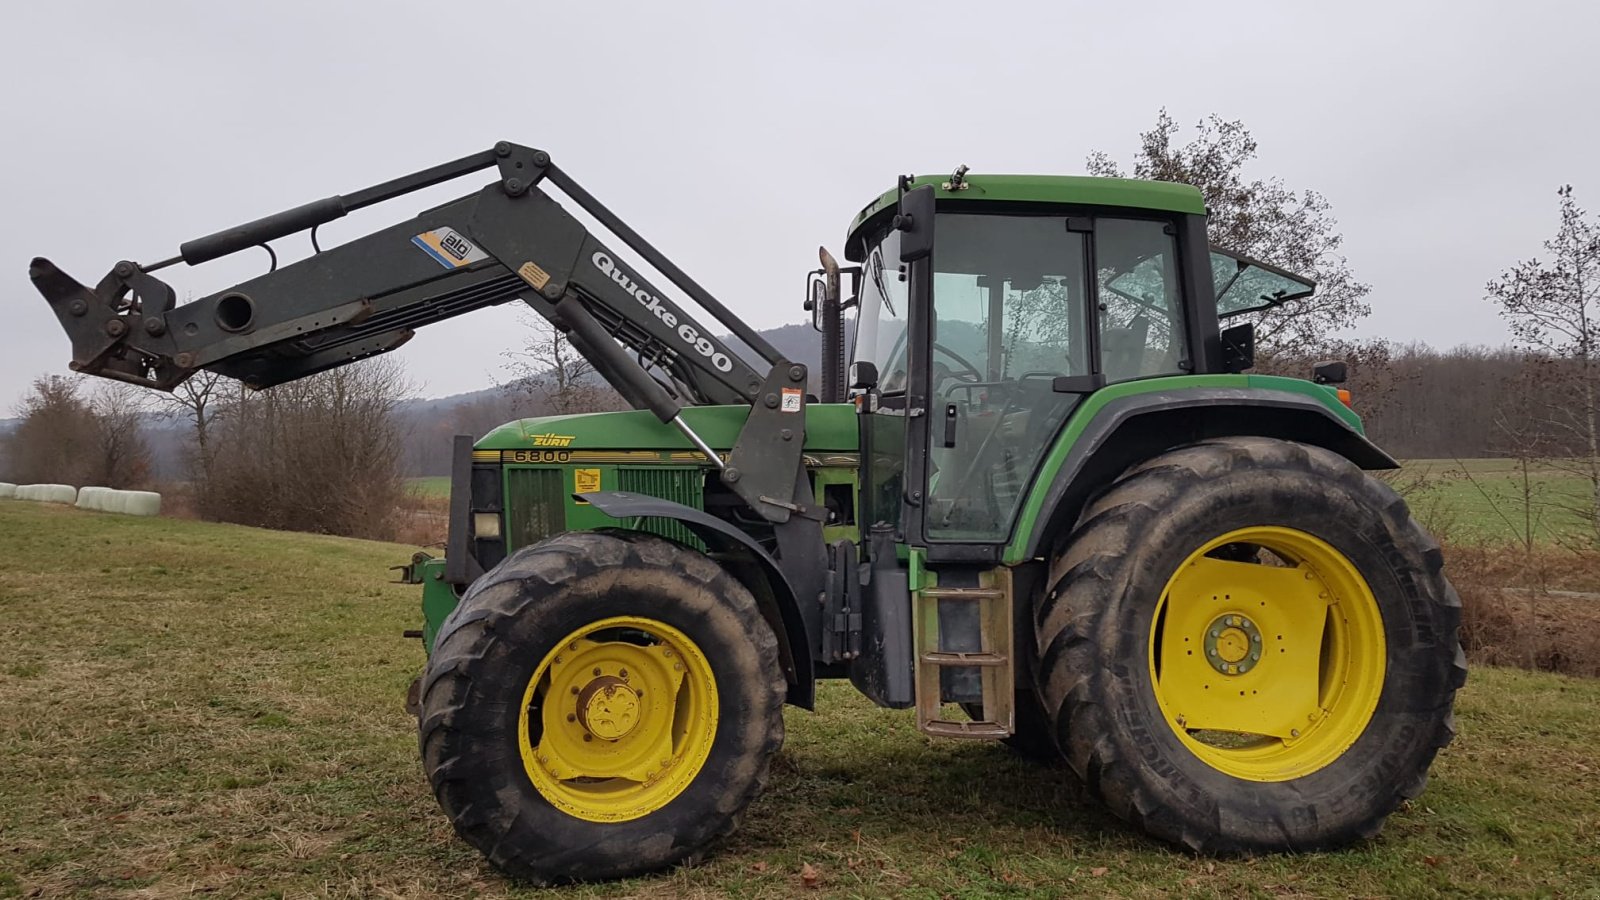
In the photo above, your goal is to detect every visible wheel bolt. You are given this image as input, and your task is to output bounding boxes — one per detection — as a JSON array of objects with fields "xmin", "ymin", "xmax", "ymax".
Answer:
[
  {"xmin": 593, "ymin": 666, "xmax": 602, "ymax": 676},
  {"xmin": 1290, "ymin": 728, "xmax": 1301, "ymax": 738},
  {"xmin": 570, "ymin": 686, "xmax": 580, "ymax": 695},
  {"xmin": 566, "ymin": 713, "xmax": 576, "ymax": 723},
  {"xmin": 569, "ymin": 642, "xmax": 578, "ymax": 651},
  {"xmin": 583, "ymin": 734, "xmax": 592, "ymax": 742},
  {"xmin": 673, "ymin": 663, "xmax": 682, "ymax": 671},
  {"xmin": 619, "ymin": 669, "xmax": 628, "ymax": 679}
]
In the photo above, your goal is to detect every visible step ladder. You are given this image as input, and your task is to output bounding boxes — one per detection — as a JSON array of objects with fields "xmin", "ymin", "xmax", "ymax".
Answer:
[{"xmin": 913, "ymin": 568, "xmax": 1014, "ymax": 739}]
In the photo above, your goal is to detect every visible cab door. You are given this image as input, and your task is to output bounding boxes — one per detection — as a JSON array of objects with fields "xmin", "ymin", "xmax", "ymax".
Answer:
[{"xmin": 904, "ymin": 213, "xmax": 1191, "ymax": 561}]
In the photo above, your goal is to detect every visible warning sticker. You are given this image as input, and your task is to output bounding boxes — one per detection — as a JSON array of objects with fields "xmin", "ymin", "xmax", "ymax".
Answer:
[
  {"xmin": 518, "ymin": 261, "xmax": 551, "ymax": 289},
  {"xmin": 411, "ymin": 227, "xmax": 489, "ymax": 268},
  {"xmin": 573, "ymin": 468, "xmax": 602, "ymax": 503},
  {"xmin": 781, "ymin": 387, "xmax": 803, "ymax": 413}
]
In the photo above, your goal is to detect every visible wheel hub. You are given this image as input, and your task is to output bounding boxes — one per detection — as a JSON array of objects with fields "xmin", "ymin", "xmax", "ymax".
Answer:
[
  {"xmin": 576, "ymin": 675, "xmax": 641, "ymax": 740},
  {"xmin": 1203, "ymin": 613, "xmax": 1262, "ymax": 675}
]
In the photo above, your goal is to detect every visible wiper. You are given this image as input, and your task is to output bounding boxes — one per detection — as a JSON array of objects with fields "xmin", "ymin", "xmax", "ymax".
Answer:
[{"xmin": 870, "ymin": 250, "xmax": 896, "ymax": 317}]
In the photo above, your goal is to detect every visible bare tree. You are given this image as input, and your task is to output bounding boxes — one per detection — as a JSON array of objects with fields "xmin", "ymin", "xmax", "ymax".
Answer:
[
  {"xmin": 149, "ymin": 370, "xmax": 231, "ymax": 482},
  {"xmin": 1088, "ymin": 110, "xmax": 1372, "ymax": 352},
  {"xmin": 88, "ymin": 383, "xmax": 153, "ymax": 488},
  {"xmin": 4, "ymin": 375, "xmax": 99, "ymax": 484},
  {"xmin": 4, "ymin": 375, "xmax": 153, "ymax": 488},
  {"xmin": 1486, "ymin": 185, "xmax": 1600, "ymax": 537},
  {"xmin": 503, "ymin": 311, "xmax": 620, "ymax": 415}
]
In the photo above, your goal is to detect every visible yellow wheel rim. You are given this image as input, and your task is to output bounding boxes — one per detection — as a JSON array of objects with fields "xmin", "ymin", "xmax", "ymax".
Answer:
[
  {"xmin": 517, "ymin": 616, "xmax": 719, "ymax": 822},
  {"xmin": 1148, "ymin": 526, "xmax": 1385, "ymax": 782}
]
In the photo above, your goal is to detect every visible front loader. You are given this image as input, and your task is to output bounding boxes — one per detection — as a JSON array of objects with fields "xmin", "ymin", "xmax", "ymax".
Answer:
[{"xmin": 30, "ymin": 143, "xmax": 1465, "ymax": 884}]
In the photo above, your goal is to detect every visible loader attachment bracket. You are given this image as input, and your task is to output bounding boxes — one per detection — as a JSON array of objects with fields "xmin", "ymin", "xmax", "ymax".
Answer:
[
  {"xmin": 726, "ymin": 362, "xmax": 818, "ymax": 524},
  {"xmin": 30, "ymin": 256, "xmax": 190, "ymax": 389}
]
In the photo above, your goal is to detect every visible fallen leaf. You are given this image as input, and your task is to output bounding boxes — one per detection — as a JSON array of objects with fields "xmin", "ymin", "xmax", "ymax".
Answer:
[
  {"xmin": 801, "ymin": 862, "xmax": 821, "ymax": 888},
  {"xmin": 1090, "ymin": 866, "xmax": 1109, "ymax": 877},
  {"xmin": 751, "ymin": 861, "xmax": 767, "ymax": 873}
]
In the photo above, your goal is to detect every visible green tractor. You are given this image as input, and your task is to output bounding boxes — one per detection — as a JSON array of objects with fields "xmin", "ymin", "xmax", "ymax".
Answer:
[{"xmin": 31, "ymin": 144, "xmax": 1464, "ymax": 884}]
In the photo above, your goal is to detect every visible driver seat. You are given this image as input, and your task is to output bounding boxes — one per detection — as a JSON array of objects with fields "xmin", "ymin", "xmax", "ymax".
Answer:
[{"xmin": 1101, "ymin": 315, "xmax": 1149, "ymax": 382}]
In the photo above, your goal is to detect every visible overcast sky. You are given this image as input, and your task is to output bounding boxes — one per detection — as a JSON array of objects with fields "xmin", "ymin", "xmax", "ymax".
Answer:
[{"xmin": 2, "ymin": 0, "xmax": 1595, "ymax": 408}]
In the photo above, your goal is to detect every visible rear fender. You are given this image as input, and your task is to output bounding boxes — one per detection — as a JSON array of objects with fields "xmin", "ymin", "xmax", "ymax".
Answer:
[{"xmin": 1010, "ymin": 388, "xmax": 1398, "ymax": 564}]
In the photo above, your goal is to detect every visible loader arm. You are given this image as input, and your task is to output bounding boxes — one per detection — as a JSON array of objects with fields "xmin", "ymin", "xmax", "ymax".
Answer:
[
  {"xmin": 29, "ymin": 141, "xmax": 818, "ymax": 525},
  {"xmin": 28, "ymin": 142, "xmax": 777, "ymax": 407}
]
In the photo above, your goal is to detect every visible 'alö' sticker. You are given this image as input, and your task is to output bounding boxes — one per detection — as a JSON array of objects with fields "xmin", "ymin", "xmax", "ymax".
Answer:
[{"xmin": 412, "ymin": 227, "xmax": 489, "ymax": 269}]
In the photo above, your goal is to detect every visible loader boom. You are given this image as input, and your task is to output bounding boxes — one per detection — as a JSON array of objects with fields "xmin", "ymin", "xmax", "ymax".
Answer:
[
  {"xmin": 29, "ymin": 142, "xmax": 777, "ymax": 408},
  {"xmin": 30, "ymin": 141, "xmax": 819, "ymax": 524}
]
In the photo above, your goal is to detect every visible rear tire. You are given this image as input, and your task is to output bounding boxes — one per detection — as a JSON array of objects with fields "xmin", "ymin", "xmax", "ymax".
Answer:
[
  {"xmin": 1034, "ymin": 437, "xmax": 1466, "ymax": 853},
  {"xmin": 419, "ymin": 530, "xmax": 784, "ymax": 883}
]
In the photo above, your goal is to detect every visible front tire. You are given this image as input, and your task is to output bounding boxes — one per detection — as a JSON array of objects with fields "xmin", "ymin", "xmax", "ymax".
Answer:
[
  {"xmin": 1035, "ymin": 437, "xmax": 1466, "ymax": 853},
  {"xmin": 418, "ymin": 530, "xmax": 784, "ymax": 883}
]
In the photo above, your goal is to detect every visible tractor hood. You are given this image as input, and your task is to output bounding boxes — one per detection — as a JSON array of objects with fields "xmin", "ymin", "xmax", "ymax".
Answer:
[{"xmin": 475, "ymin": 403, "xmax": 859, "ymax": 454}]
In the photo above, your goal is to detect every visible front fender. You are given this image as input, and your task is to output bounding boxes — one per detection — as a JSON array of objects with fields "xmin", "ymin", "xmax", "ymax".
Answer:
[{"xmin": 581, "ymin": 490, "xmax": 817, "ymax": 709}]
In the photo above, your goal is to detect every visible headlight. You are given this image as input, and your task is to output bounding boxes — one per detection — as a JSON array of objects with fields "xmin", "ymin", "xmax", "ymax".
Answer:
[{"xmin": 473, "ymin": 512, "xmax": 502, "ymax": 540}]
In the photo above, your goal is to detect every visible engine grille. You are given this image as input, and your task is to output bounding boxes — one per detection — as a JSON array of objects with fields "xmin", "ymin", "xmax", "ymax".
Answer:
[
  {"xmin": 501, "ymin": 465, "xmax": 706, "ymax": 551},
  {"xmin": 617, "ymin": 467, "xmax": 705, "ymax": 550},
  {"xmin": 504, "ymin": 468, "xmax": 565, "ymax": 550}
]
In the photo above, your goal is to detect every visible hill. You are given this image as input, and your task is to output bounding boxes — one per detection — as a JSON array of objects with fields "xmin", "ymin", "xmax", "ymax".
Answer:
[{"xmin": 2, "ymin": 501, "xmax": 1598, "ymax": 896}]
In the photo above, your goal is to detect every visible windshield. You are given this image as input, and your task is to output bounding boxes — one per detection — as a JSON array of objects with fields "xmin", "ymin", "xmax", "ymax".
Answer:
[
  {"xmin": 1209, "ymin": 247, "xmax": 1316, "ymax": 317},
  {"xmin": 853, "ymin": 228, "xmax": 910, "ymax": 391}
]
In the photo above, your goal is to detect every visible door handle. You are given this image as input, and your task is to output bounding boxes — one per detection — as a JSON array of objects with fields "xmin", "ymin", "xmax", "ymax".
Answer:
[{"xmin": 942, "ymin": 403, "xmax": 959, "ymax": 448}]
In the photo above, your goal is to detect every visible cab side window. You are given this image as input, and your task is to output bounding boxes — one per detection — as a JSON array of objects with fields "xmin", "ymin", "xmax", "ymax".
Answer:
[{"xmin": 1096, "ymin": 219, "xmax": 1188, "ymax": 382}]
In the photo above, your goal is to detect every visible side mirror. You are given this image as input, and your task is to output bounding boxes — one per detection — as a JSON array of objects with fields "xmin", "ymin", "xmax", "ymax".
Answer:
[
  {"xmin": 849, "ymin": 360, "xmax": 879, "ymax": 390},
  {"xmin": 896, "ymin": 184, "xmax": 935, "ymax": 263},
  {"xmin": 1312, "ymin": 360, "xmax": 1348, "ymax": 384},
  {"xmin": 805, "ymin": 248, "xmax": 843, "ymax": 333},
  {"xmin": 805, "ymin": 274, "xmax": 827, "ymax": 332},
  {"xmin": 1220, "ymin": 322, "xmax": 1254, "ymax": 373}
]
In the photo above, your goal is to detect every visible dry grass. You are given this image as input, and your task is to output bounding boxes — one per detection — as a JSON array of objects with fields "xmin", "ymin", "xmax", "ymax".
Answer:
[
  {"xmin": 1447, "ymin": 543, "xmax": 1600, "ymax": 677},
  {"xmin": 3, "ymin": 501, "xmax": 1600, "ymax": 897}
]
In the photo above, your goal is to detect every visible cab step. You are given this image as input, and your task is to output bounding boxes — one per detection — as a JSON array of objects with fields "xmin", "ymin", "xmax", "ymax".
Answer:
[{"xmin": 913, "ymin": 568, "xmax": 1014, "ymax": 740}]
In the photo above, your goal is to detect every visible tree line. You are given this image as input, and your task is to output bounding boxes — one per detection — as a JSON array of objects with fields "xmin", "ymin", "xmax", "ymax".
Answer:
[{"xmin": 3, "ymin": 111, "xmax": 1593, "ymax": 543}]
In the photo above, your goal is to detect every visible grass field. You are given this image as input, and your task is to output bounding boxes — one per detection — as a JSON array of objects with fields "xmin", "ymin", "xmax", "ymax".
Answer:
[
  {"xmin": 1400, "ymin": 458, "xmax": 1597, "ymax": 546},
  {"xmin": 407, "ymin": 476, "xmax": 451, "ymax": 499},
  {"xmin": 3, "ymin": 502, "xmax": 1598, "ymax": 897}
]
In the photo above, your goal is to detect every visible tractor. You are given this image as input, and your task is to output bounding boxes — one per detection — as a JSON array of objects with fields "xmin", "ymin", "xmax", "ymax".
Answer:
[{"xmin": 29, "ymin": 143, "xmax": 1464, "ymax": 883}]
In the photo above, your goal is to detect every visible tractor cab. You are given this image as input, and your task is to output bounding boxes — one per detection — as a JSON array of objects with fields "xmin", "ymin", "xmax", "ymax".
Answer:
[{"xmin": 826, "ymin": 172, "xmax": 1314, "ymax": 560}]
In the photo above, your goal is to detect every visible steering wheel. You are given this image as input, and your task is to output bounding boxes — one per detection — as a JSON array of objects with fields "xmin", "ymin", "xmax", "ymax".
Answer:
[{"xmin": 934, "ymin": 342, "xmax": 983, "ymax": 383}]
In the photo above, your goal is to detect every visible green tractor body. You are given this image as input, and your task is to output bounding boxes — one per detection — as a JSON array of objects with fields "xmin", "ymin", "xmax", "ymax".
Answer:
[{"xmin": 32, "ymin": 149, "xmax": 1463, "ymax": 885}]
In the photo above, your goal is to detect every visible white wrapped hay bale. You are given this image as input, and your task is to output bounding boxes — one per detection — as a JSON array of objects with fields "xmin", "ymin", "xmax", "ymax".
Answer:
[
  {"xmin": 69, "ymin": 486, "xmax": 161, "ymax": 516},
  {"xmin": 76, "ymin": 486, "xmax": 111, "ymax": 510},
  {"xmin": 18, "ymin": 484, "xmax": 77, "ymax": 504},
  {"xmin": 121, "ymin": 490, "xmax": 161, "ymax": 517},
  {"xmin": 0, "ymin": 483, "xmax": 15, "ymax": 499}
]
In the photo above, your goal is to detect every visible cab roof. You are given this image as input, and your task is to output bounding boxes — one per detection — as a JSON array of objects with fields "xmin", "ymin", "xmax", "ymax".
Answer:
[{"xmin": 846, "ymin": 173, "xmax": 1207, "ymax": 248}]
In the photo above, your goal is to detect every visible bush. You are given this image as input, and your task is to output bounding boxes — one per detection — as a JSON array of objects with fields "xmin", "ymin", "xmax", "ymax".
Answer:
[{"xmin": 195, "ymin": 359, "xmax": 409, "ymax": 540}]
